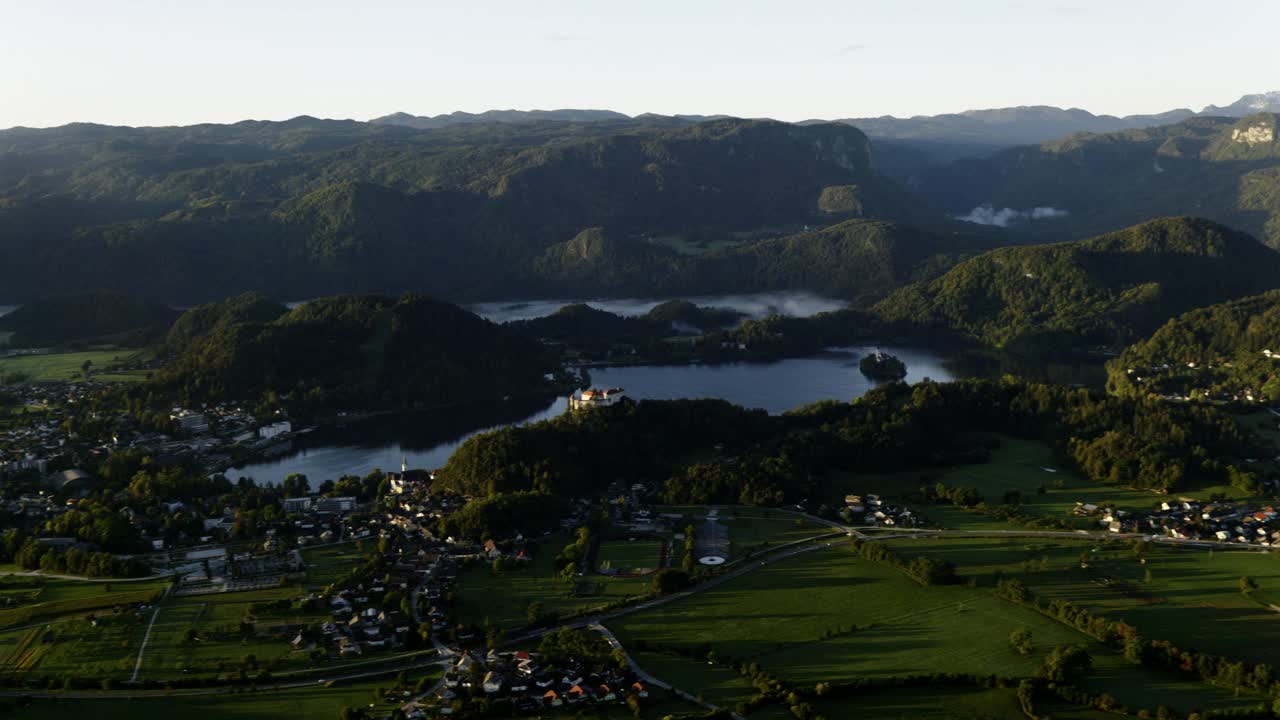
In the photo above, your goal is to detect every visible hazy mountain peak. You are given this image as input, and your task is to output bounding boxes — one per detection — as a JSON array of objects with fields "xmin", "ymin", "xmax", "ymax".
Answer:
[{"xmin": 1202, "ymin": 91, "xmax": 1280, "ymax": 115}]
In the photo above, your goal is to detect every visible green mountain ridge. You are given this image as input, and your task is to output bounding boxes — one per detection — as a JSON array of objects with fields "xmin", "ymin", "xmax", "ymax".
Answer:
[
  {"xmin": 873, "ymin": 217, "xmax": 1280, "ymax": 354},
  {"xmin": 0, "ymin": 117, "xmax": 948, "ymax": 303}
]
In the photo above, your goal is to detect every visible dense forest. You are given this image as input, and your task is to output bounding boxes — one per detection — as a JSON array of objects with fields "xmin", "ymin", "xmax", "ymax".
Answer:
[
  {"xmin": 0, "ymin": 290, "xmax": 178, "ymax": 347},
  {"xmin": 149, "ymin": 293, "xmax": 560, "ymax": 414},
  {"xmin": 1107, "ymin": 289, "xmax": 1280, "ymax": 402},
  {"xmin": 872, "ymin": 217, "xmax": 1280, "ymax": 355}
]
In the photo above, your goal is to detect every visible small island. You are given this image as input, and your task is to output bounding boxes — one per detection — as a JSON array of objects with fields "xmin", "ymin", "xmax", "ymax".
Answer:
[{"xmin": 860, "ymin": 350, "xmax": 908, "ymax": 381}]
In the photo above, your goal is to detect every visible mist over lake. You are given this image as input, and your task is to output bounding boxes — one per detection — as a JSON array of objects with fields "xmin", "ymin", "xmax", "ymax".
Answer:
[{"xmin": 468, "ymin": 290, "xmax": 847, "ymax": 324}]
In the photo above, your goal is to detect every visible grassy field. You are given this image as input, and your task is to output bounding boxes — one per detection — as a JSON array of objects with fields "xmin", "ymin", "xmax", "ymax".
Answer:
[
  {"xmin": 810, "ymin": 685, "xmax": 1033, "ymax": 720},
  {"xmin": 300, "ymin": 542, "xmax": 365, "ymax": 588},
  {"xmin": 649, "ymin": 234, "xmax": 744, "ymax": 256},
  {"xmin": 606, "ymin": 545, "xmax": 1255, "ymax": 715},
  {"xmin": 885, "ymin": 535, "xmax": 1280, "ymax": 666},
  {"xmin": 454, "ymin": 536, "xmax": 651, "ymax": 632},
  {"xmin": 597, "ymin": 539, "xmax": 663, "ymax": 574},
  {"xmin": 0, "ymin": 350, "xmax": 142, "ymax": 383}
]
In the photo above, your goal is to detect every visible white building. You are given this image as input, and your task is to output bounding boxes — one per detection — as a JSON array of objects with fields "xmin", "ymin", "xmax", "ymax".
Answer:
[
  {"xmin": 568, "ymin": 387, "xmax": 627, "ymax": 411},
  {"xmin": 259, "ymin": 420, "xmax": 292, "ymax": 440}
]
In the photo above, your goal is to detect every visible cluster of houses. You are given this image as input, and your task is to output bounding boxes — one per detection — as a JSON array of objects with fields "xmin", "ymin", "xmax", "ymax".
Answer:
[
  {"xmin": 422, "ymin": 648, "xmax": 650, "ymax": 716},
  {"xmin": 844, "ymin": 494, "xmax": 919, "ymax": 528},
  {"xmin": 1079, "ymin": 498, "xmax": 1280, "ymax": 545},
  {"xmin": 318, "ymin": 579, "xmax": 419, "ymax": 658},
  {"xmin": 0, "ymin": 382, "xmax": 92, "ymax": 479},
  {"xmin": 1125, "ymin": 361, "xmax": 1277, "ymax": 404}
]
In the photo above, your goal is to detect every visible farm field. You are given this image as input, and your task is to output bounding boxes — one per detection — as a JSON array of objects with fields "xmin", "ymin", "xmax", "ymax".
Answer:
[
  {"xmin": 0, "ymin": 578, "xmax": 409, "ymax": 682},
  {"xmin": 885, "ymin": 535, "xmax": 1280, "ymax": 666},
  {"xmin": 0, "ymin": 349, "xmax": 142, "ymax": 383},
  {"xmin": 596, "ymin": 539, "xmax": 663, "ymax": 574},
  {"xmin": 0, "ymin": 606, "xmax": 151, "ymax": 678},
  {"xmin": 0, "ymin": 579, "xmax": 169, "ymax": 631},
  {"xmin": 454, "ymin": 536, "xmax": 650, "ymax": 632},
  {"xmin": 606, "ymin": 545, "xmax": 1256, "ymax": 715}
]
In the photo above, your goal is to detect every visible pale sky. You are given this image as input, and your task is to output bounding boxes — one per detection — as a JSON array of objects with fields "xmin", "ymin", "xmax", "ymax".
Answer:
[{"xmin": 2, "ymin": 0, "xmax": 1276, "ymax": 129}]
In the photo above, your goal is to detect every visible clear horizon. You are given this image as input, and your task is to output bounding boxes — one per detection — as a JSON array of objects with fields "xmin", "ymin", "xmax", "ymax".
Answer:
[{"xmin": 3, "ymin": 0, "xmax": 1278, "ymax": 129}]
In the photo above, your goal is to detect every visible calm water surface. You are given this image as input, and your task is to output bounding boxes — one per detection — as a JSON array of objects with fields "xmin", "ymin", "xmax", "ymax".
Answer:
[{"xmin": 230, "ymin": 345, "xmax": 951, "ymax": 484}]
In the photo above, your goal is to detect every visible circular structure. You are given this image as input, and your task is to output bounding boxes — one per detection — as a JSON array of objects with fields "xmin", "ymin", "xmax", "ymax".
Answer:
[{"xmin": 699, "ymin": 555, "xmax": 727, "ymax": 566}]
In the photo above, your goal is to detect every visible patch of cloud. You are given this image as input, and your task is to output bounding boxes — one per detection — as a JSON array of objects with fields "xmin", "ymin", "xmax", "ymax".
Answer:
[{"xmin": 957, "ymin": 204, "xmax": 1070, "ymax": 227}]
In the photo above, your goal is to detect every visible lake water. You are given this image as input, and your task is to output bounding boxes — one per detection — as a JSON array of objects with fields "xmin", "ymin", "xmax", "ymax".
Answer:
[
  {"xmin": 229, "ymin": 345, "xmax": 952, "ymax": 485},
  {"xmin": 0, "ymin": 306, "xmax": 16, "ymax": 318},
  {"xmin": 468, "ymin": 290, "xmax": 846, "ymax": 323}
]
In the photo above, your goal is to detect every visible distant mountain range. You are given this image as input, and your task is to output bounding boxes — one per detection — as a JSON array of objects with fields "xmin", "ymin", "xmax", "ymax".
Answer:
[
  {"xmin": 371, "ymin": 92, "xmax": 1280, "ymax": 151},
  {"xmin": 369, "ymin": 108, "xmax": 730, "ymax": 130},
  {"xmin": 914, "ymin": 113, "xmax": 1280, "ymax": 248}
]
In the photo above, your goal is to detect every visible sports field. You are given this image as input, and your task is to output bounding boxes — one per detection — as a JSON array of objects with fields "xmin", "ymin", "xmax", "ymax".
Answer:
[
  {"xmin": 300, "ymin": 541, "xmax": 365, "ymax": 588},
  {"xmin": 606, "ymin": 545, "xmax": 1256, "ymax": 714},
  {"xmin": 596, "ymin": 539, "xmax": 663, "ymax": 574}
]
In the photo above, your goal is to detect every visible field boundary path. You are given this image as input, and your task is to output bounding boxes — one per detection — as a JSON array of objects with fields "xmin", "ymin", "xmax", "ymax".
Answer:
[{"xmin": 130, "ymin": 606, "xmax": 161, "ymax": 682}]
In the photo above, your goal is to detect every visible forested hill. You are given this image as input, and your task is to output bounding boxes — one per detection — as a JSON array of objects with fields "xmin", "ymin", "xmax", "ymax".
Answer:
[
  {"xmin": 915, "ymin": 114, "xmax": 1280, "ymax": 247},
  {"xmin": 0, "ymin": 116, "xmax": 950, "ymax": 303},
  {"xmin": 873, "ymin": 217, "xmax": 1280, "ymax": 355},
  {"xmin": 0, "ymin": 290, "xmax": 179, "ymax": 347},
  {"xmin": 1107, "ymin": 290, "xmax": 1280, "ymax": 403},
  {"xmin": 522, "ymin": 220, "xmax": 994, "ymax": 302},
  {"xmin": 151, "ymin": 293, "xmax": 559, "ymax": 413}
]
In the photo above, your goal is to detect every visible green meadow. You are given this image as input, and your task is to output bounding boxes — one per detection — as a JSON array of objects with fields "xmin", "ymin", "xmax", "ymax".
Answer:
[
  {"xmin": 0, "ymin": 350, "xmax": 143, "ymax": 383},
  {"xmin": 885, "ymin": 535, "xmax": 1280, "ymax": 666},
  {"xmin": 606, "ymin": 544, "xmax": 1255, "ymax": 715},
  {"xmin": 596, "ymin": 539, "xmax": 663, "ymax": 574}
]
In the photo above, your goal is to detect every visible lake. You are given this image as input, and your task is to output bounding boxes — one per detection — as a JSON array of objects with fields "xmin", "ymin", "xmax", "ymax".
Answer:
[
  {"xmin": 229, "ymin": 344, "xmax": 952, "ymax": 484},
  {"xmin": 0, "ymin": 306, "xmax": 16, "ymax": 318},
  {"xmin": 468, "ymin": 290, "xmax": 846, "ymax": 323}
]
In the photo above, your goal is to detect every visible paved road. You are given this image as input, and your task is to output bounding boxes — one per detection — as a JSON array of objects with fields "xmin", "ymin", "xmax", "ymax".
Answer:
[
  {"xmin": 0, "ymin": 570, "xmax": 176, "ymax": 583},
  {"xmin": 591, "ymin": 623, "xmax": 745, "ymax": 720}
]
